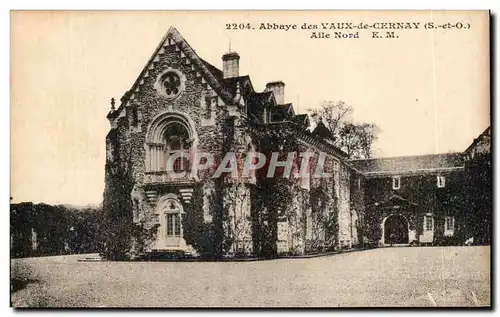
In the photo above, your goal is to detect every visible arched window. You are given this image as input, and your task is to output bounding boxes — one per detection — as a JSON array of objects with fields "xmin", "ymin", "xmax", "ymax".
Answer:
[
  {"xmin": 165, "ymin": 200, "xmax": 181, "ymax": 238},
  {"xmin": 145, "ymin": 112, "xmax": 197, "ymax": 177},
  {"xmin": 163, "ymin": 123, "xmax": 190, "ymax": 173}
]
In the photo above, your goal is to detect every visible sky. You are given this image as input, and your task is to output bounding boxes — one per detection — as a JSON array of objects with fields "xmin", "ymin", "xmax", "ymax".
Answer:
[{"xmin": 10, "ymin": 11, "xmax": 490, "ymax": 205}]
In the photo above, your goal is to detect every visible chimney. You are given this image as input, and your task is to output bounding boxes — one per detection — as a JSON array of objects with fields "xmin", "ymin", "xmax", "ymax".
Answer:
[
  {"xmin": 222, "ymin": 52, "xmax": 240, "ymax": 79},
  {"xmin": 265, "ymin": 81, "xmax": 285, "ymax": 105}
]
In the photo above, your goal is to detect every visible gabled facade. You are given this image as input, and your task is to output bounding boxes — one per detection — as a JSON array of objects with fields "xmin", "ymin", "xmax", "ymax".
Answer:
[
  {"xmin": 103, "ymin": 27, "xmax": 491, "ymax": 259},
  {"xmin": 103, "ymin": 27, "xmax": 360, "ymax": 258}
]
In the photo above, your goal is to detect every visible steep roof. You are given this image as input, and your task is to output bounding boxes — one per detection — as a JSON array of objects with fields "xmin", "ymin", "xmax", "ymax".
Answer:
[
  {"xmin": 222, "ymin": 75, "xmax": 254, "ymax": 99},
  {"xmin": 349, "ymin": 153, "xmax": 464, "ymax": 176},
  {"xmin": 271, "ymin": 103, "xmax": 294, "ymax": 121},
  {"xmin": 248, "ymin": 91, "xmax": 274, "ymax": 105},
  {"xmin": 312, "ymin": 120, "xmax": 333, "ymax": 139},
  {"xmin": 293, "ymin": 114, "xmax": 310, "ymax": 126},
  {"xmin": 106, "ymin": 26, "xmax": 317, "ymax": 143},
  {"xmin": 200, "ymin": 58, "xmax": 224, "ymax": 82},
  {"xmin": 108, "ymin": 26, "xmax": 234, "ymax": 119},
  {"xmin": 464, "ymin": 126, "xmax": 491, "ymax": 154}
]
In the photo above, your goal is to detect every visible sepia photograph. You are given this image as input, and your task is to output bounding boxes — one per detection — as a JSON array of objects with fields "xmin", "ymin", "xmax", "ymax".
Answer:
[{"xmin": 10, "ymin": 10, "xmax": 491, "ymax": 308}]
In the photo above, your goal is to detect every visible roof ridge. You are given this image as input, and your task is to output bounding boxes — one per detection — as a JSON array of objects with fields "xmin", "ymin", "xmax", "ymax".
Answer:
[
  {"xmin": 109, "ymin": 26, "xmax": 232, "ymax": 118},
  {"xmin": 349, "ymin": 152, "xmax": 463, "ymax": 162}
]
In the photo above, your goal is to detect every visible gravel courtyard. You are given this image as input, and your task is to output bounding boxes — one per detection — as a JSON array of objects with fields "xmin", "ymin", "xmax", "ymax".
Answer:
[{"xmin": 11, "ymin": 246, "xmax": 490, "ymax": 308}]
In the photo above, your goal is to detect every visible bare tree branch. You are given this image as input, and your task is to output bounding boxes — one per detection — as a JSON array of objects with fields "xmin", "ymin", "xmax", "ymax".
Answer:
[{"xmin": 308, "ymin": 100, "xmax": 379, "ymax": 159}]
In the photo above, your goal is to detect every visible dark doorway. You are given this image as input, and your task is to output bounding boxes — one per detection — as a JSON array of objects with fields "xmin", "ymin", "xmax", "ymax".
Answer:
[{"xmin": 384, "ymin": 214, "xmax": 409, "ymax": 245}]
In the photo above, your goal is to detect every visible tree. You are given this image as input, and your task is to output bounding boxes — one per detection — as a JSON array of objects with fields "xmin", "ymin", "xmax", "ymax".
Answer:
[
  {"xmin": 338, "ymin": 123, "xmax": 361, "ymax": 159},
  {"xmin": 357, "ymin": 123, "xmax": 379, "ymax": 159},
  {"xmin": 10, "ymin": 202, "xmax": 103, "ymax": 258},
  {"xmin": 337, "ymin": 123, "xmax": 379, "ymax": 159},
  {"xmin": 308, "ymin": 101, "xmax": 352, "ymax": 139},
  {"xmin": 308, "ymin": 101, "xmax": 379, "ymax": 159}
]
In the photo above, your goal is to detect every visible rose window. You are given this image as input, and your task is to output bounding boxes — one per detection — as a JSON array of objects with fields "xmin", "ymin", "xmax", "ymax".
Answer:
[
  {"xmin": 155, "ymin": 69, "xmax": 185, "ymax": 100},
  {"xmin": 163, "ymin": 72, "xmax": 181, "ymax": 96}
]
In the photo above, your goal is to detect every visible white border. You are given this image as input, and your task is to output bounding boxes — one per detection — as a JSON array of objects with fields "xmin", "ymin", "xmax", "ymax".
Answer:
[
  {"xmin": 4, "ymin": 2, "xmax": 497, "ymax": 316},
  {"xmin": 1, "ymin": 1, "xmax": 495, "ymax": 10}
]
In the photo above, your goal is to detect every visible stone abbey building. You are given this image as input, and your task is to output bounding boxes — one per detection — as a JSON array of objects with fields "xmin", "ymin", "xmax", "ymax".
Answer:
[{"xmin": 103, "ymin": 27, "xmax": 491, "ymax": 258}]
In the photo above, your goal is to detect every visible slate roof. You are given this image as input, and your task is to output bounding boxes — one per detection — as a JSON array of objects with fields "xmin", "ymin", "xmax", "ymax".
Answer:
[
  {"xmin": 464, "ymin": 126, "xmax": 491, "ymax": 153},
  {"xmin": 201, "ymin": 58, "xmax": 223, "ymax": 81},
  {"xmin": 293, "ymin": 114, "xmax": 310, "ymax": 126},
  {"xmin": 349, "ymin": 153, "xmax": 464, "ymax": 176},
  {"xmin": 312, "ymin": 121, "xmax": 333, "ymax": 139},
  {"xmin": 222, "ymin": 75, "xmax": 253, "ymax": 99},
  {"xmin": 271, "ymin": 103, "xmax": 294, "ymax": 121},
  {"xmin": 107, "ymin": 26, "xmax": 352, "ymax": 157},
  {"xmin": 108, "ymin": 27, "xmax": 235, "ymax": 119},
  {"xmin": 248, "ymin": 91, "xmax": 274, "ymax": 105}
]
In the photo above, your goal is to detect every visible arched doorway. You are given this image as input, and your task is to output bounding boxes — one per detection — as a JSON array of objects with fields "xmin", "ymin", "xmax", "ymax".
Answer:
[
  {"xmin": 155, "ymin": 196, "xmax": 186, "ymax": 250},
  {"xmin": 384, "ymin": 214, "xmax": 409, "ymax": 245}
]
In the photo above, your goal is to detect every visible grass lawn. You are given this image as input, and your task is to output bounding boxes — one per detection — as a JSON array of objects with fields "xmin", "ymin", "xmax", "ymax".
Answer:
[{"xmin": 10, "ymin": 246, "xmax": 490, "ymax": 307}]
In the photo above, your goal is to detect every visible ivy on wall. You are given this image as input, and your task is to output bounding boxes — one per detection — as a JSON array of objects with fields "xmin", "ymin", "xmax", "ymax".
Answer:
[
  {"xmin": 102, "ymin": 111, "xmax": 350, "ymax": 259},
  {"xmin": 181, "ymin": 178, "xmax": 232, "ymax": 258},
  {"xmin": 101, "ymin": 127, "xmax": 160, "ymax": 260},
  {"xmin": 306, "ymin": 181, "xmax": 338, "ymax": 253},
  {"xmin": 181, "ymin": 182, "xmax": 216, "ymax": 257}
]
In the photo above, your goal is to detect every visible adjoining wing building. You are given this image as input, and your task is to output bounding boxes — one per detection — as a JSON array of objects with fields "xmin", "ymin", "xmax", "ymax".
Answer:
[{"xmin": 104, "ymin": 27, "xmax": 491, "ymax": 258}]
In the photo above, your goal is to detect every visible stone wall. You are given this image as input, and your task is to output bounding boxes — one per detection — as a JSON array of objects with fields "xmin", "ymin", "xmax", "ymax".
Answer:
[
  {"xmin": 349, "ymin": 170, "xmax": 365, "ymax": 247},
  {"xmin": 103, "ymin": 41, "xmax": 230, "ymax": 256},
  {"xmin": 337, "ymin": 162, "xmax": 353, "ymax": 248},
  {"xmin": 103, "ymin": 36, "xmax": 361, "ymax": 258},
  {"xmin": 363, "ymin": 170, "xmax": 467, "ymax": 246},
  {"xmin": 224, "ymin": 182, "xmax": 253, "ymax": 255}
]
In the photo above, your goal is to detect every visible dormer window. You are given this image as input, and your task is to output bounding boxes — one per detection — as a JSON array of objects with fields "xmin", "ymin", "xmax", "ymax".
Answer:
[
  {"xmin": 437, "ymin": 175, "xmax": 446, "ymax": 188},
  {"xmin": 392, "ymin": 176, "xmax": 401, "ymax": 190}
]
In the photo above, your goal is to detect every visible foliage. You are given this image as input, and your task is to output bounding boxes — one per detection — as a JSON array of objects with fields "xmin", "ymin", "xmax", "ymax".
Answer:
[
  {"xmin": 10, "ymin": 202, "xmax": 103, "ymax": 258},
  {"xmin": 463, "ymin": 152, "xmax": 492, "ymax": 245},
  {"xmin": 101, "ymin": 153, "xmax": 162, "ymax": 260},
  {"xmin": 100, "ymin": 133, "xmax": 135, "ymax": 260},
  {"xmin": 307, "ymin": 100, "xmax": 379, "ymax": 159},
  {"xmin": 338, "ymin": 123, "xmax": 379, "ymax": 159},
  {"xmin": 307, "ymin": 182, "xmax": 338, "ymax": 252},
  {"xmin": 180, "ymin": 179, "xmax": 232, "ymax": 258},
  {"xmin": 181, "ymin": 182, "xmax": 217, "ymax": 257},
  {"xmin": 130, "ymin": 222, "xmax": 161, "ymax": 257},
  {"xmin": 225, "ymin": 182, "xmax": 253, "ymax": 256},
  {"xmin": 252, "ymin": 181, "xmax": 279, "ymax": 257},
  {"xmin": 308, "ymin": 100, "xmax": 352, "ymax": 138},
  {"xmin": 253, "ymin": 126, "xmax": 300, "ymax": 257}
]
